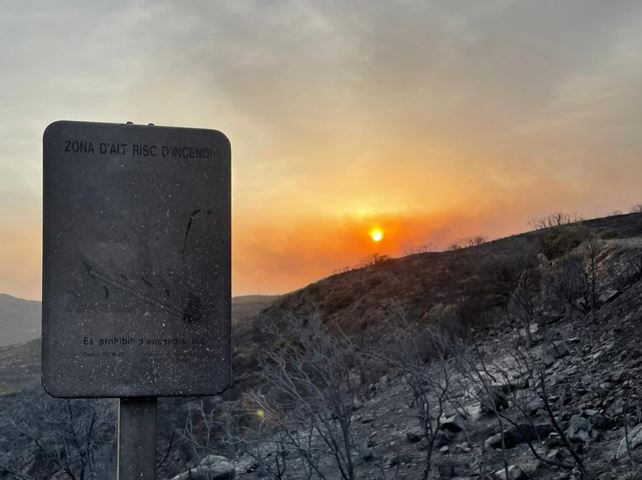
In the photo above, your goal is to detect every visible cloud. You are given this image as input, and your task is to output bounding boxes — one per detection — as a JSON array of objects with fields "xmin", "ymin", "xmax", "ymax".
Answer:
[{"xmin": 1, "ymin": 0, "xmax": 642, "ymax": 297}]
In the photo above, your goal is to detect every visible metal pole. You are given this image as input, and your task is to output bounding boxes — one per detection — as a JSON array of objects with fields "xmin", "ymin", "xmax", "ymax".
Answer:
[{"xmin": 118, "ymin": 397, "xmax": 157, "ymax": 480}]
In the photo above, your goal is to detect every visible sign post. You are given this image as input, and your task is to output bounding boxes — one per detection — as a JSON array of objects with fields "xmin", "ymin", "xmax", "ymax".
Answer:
[
  {"xmin": 42, "ymin": 121, "xmax": 231, "ymax": 479},
  {"xmin": 118, "ymin": 398, "xmax": 158, "ymax": 479}
]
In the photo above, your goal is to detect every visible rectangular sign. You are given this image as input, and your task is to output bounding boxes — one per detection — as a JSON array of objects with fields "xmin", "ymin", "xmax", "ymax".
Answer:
[{"xmin": 42, "ymin": 121, "xmax": 231, "ymax": 397}]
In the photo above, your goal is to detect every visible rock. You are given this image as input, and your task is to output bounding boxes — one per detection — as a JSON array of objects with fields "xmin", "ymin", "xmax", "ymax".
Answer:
[
  {"xmin": 511, "ymin": 423, "xmax": 553, "ymax": 444},
  {"xmin": 454, "ymin": 442, "xmax": 472, "ymax": 453},
  {"xmin": 575, "ymin": 386, "xmax": 588, "ymax": 396},
  {"xmin": 540, "ymin": 311, "xmax": 563, "ymax": 324},
  {"xmin": 485, "ymin": 423, "xmax": 551, "ymax": 450},
  {"xmin": 598, "ymin": 289, "xmax": 620, "ymax": 305},
  {"xmin": 480, "ymin": 383, "xmax": 524, "ymax": 413},
  {"xmin": 440, "ymin": 414, "xmax": 467, "ymax": 433},
  {"xmin": 609, "ymin": 370, "xmax": 626, "ymax": 383},
  {"xmin": 170, "ymin": 455, "xmax": 235, "ymax": 480},
  {"xmin": 551, "ymin": 340, "xmax": 571, "ymax": 357},
  {"xmin": 233, "ymin": 455, "xmax": 257, "ymax": 475},
  {"xmin": 590, "ymin": 413, "xmax": 616, "ymax": 431},
  {"xmin": 582, "ymin": 409, "xmax": 600, "ymax": 418},
  {"xmin": 544, "ymin": 341, "xmax": 571, "ymax": 366},
  {"xmin": 361, "ymin": 448, "xmax": 375, "ymax": 462},
  {"xmin": 616, "ymin": 424, "xmax": 642, "ymax": 459},
  {"xmin": 484, "ymin": 432, "xmax": 503, "ymax": 450},
  {"xmin": 599, "ymin": 473, "xmax": 616, "ymax": 480},
  {"xmin": 611, "ymin": 399, "xmax": 626, "ymax": 416},
  {"xmin": 544, "ymin": 432, "xmax": 564, "ymax": 449},
  {"xmin": 485, "ymin": 432, "xmax": 516, "ymax": 450},
  {"xmin": 367, "ymin": 434, "xmax": 377, "ymax": 448},
  {"xmin": 526, "ymin": 397, "xmax": 545, "ymax": 415},
  {"xmin": 384, "ymin": 452, "xmax": 412, "ymax": 467},
  {"xmin": 482, "ymin": 388, "xmax": 509, "ymax": 412},
  {"xmin": 519, "ymin": 323, "xmax": 540, "ymax": 339},
  {"xmin": 427, "ymin": 430, "xmax": 451, "ymax": 448},
  {"xmin": 437, "ymin": 463, "xmax": 457, "ymax": 478},
  {"xmin": 493, "ymin": 465, "xmax": 527, "ymax": 480},
  {"xmin": 545, "ymin": 448, "xmax": 563, "ymax": 461},
  {"xmin": 367, "ymin": 383, "xmax": 377, "ymax": 397},
  {"xmin": 360, "ymin": 413, "xmax": 374, "ymax": 424},
  {"xmin": 405, "ymin": 427, "xmax": 423, "ymax": 443},
  {"xmin": 569, "ymin": 466, "xmax": 584, "ymax": 480},
  {"xmin": 566, "ymin": 415, "xmax": 592, "ymax": 443}
]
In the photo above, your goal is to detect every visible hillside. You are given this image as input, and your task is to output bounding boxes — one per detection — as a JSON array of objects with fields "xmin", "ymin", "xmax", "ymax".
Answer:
[
  {"xmin": 0, "ymin": 339, "xmax": 40, "ymax": 395},
  {"xmin": 216, "ymin": 214, "xmax": 642, "ymax": 480},
  {"xmin": 258, "ymin": 213, "xmax": 642, "ymax": 332},
  {"xmin": 231, "ymin": 295, "xmax": 280, "ymax": 325},
  {"xmin": 223, "ymin": 259, "xmax": 642, "ymax": 480},
  {"xmin": 231, "ymin": 213, "xmax": 642, "ymax": 388},
  {"xmin": 0, "ymin": 294, "xmax": 40, "ymax": 347}
]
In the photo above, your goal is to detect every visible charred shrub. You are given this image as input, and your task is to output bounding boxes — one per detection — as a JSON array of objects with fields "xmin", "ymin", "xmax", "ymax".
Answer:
[
  {"xmin": 538, "ymin": 224, "xmax": 590, "ymax": 259},
  {"xmin": 599, "ymin": 228, "xmax": 619, "ymax": 240}
]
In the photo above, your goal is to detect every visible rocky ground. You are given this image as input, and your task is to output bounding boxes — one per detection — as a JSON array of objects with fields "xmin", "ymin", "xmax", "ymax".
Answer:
[
  {"xmin": 185, "ymin": 287, "xmax": 642, "ymax": 480},
  {"xmin": 171, "ymin": 233, "xmax": 642, "ymax": 479}
]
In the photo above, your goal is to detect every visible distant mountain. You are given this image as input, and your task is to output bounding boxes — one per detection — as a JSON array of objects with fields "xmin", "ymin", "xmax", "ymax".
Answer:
[
  {"xmin": 0, "ymin": 294, "xmax": 41, "ymax": 347},
  {"xmin": 232, "ymin": 294, "xmax": 280, "ymax": 325}
]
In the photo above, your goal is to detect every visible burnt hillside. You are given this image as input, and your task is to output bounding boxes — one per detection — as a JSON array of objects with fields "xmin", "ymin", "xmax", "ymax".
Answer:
[
  {"xmin": 232, "ymin": 213, "xmax": 642, "ymax": 384},
  {"xmin": 261, "ymin": 213, "xmax": 642, "ymax": 331}
]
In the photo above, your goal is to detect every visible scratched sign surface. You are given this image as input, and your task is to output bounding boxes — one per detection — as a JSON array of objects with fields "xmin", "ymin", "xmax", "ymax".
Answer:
[{"xmin": 42, "ymin": 121, "xmax": 231, "ymax": 397}]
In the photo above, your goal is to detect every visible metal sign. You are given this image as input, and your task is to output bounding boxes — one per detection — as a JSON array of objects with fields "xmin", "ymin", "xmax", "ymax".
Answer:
[{"xmin": 42, "ymin": 121, "xmax": 231, "ymax": 398}]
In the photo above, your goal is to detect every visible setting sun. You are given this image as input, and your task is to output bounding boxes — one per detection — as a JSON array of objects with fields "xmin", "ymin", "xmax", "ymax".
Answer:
[{"xmin": 369, "ymin": 228, "xmax": 384, "ymax": 242}]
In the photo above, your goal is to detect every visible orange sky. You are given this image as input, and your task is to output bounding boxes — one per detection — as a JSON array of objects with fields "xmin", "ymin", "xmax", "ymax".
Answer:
[{"xmin": 2, "ymin": 1, "xmax": 642, "ymax": 300}]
